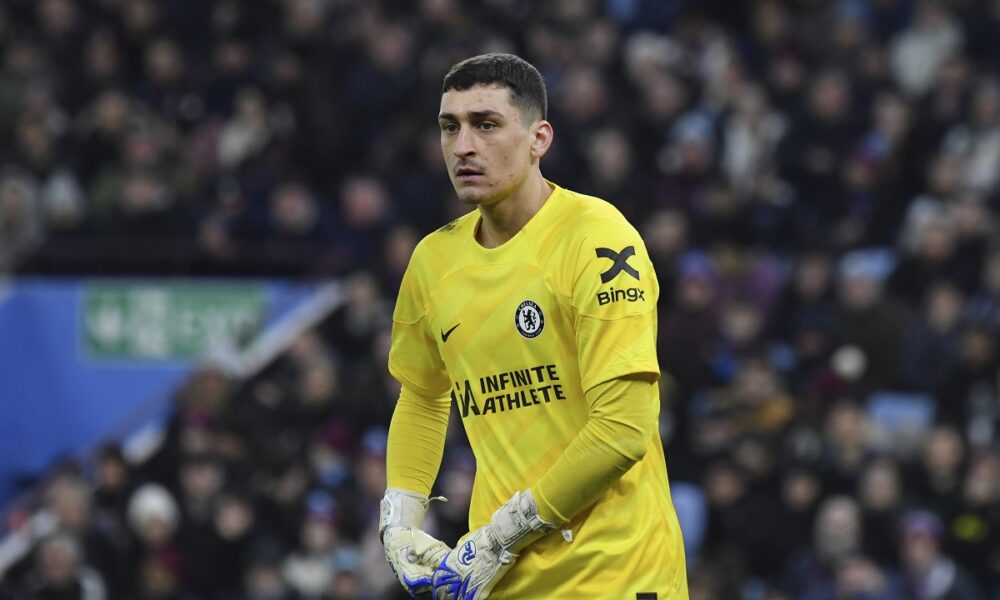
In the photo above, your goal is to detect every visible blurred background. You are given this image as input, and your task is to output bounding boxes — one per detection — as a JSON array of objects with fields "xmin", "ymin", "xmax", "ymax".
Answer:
[{"xmin": 0, "ymin": 0, "xmax": 999, "ymax": 598}]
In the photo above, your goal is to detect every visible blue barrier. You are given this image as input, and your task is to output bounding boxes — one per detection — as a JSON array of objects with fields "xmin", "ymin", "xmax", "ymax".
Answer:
[{"xmin": 0, "ymin": 278, "xmax": 317, "ymax": 508}]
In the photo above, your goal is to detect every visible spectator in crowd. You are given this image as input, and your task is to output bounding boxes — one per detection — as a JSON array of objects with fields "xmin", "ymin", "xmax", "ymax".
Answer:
[
  {"xmin": 281, "ymin": 491, "xmax": 341, "ymax": 599},
  {"xmin": 245, "ymin": 548, "xmax": 299, "ymax": 600},
  {"xmin": 819, "ymin": 401, "xmax": 875, "ymax": 495},
  {"xmin": 39, "ymin": 477, "xmax": 128, "ymax": 599},
  {"xmin": 910, "ymin": 425, "xmax": 967, "ymax": 525},
  {"xmin": 127, "ymin": 484, "xmax": 183, "ymax": 600},
  {"xmin": 210, "ymin": 489, "xmax": 258, "ymax": 599},
  {"xmin": 832, "ymin": 553, "xmax": 902, "ymax": 600},
  {"xmin": 947, "ymin": 450, "xmax": 1000, "ymax": 592},
  {"xmin": 0, "ymin": 168, "xmax": 45, "ymax": 269},
  {"xmin": 784, "ymin": 495, "xmax": 865, "ymax": 598},
  {"xmin": 19, "ymin": 532, "xmax": 107, "ymax": 600},
  {"xmin": 901, "ymin": 282, "xmax": 965, "ymax": 394},
  {"xmin": 835, "ymin": 250, "xmax": 911, "ymax": 391},
  {"xmin": 858, "ymin": 456, "xmax": 906, "ymax": 569},
  {"xmin": 899, "ymin": 510, "xmax": 984, "ymax": 600}
]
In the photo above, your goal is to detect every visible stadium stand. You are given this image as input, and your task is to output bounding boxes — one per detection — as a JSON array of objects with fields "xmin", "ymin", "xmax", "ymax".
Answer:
[{"xmin": 0, "ymin": 0, "xmax": 998, "ymax": 598}]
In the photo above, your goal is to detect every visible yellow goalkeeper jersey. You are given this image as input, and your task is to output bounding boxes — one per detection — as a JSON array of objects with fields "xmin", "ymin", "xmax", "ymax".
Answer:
[{"xmin": 389, "ymin": 183, "xmax": 687, "ymax": 599}]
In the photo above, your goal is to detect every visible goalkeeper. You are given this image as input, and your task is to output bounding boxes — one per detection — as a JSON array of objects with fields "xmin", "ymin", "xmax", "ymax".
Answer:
[{"xmin": 380, "ymin": 53, "xmax": 688, "ymax": 600}]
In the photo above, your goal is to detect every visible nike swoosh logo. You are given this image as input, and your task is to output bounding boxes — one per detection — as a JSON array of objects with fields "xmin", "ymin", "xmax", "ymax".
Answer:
[{"xmin": 441, "ymin": 323, "xmax": 460, "ymax": 342}]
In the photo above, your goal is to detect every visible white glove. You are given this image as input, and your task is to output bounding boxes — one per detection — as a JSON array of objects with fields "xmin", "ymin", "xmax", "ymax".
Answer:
[
  {"xmin": 384, "ymin": 527, "xmax": 451, "ymax": 596},
  {"xmin": 380, "ymin": 488, "xmax": 452, "ymax": 598},
  {"xmin": 432, "ymin": 490, "xmax": 555, "ymax": 600}
]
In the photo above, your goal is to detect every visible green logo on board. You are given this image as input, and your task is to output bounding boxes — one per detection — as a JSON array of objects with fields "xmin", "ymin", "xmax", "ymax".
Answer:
[{"xmin": 83, "ymin": 282, "xmax": 265, "ymax": 359}]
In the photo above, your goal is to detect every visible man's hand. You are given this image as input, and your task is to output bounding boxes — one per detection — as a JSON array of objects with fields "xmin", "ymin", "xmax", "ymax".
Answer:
[
  {"xmin": 432, "ymin": 490, "xmax": 555, "ymax": 600},
  {"xmin": 380, "ymin": 488, "xmax": 452, "ymax": 598},
  {"xmin": 384, "ymin": 526, "xmax": 451, "ymax": 597}
]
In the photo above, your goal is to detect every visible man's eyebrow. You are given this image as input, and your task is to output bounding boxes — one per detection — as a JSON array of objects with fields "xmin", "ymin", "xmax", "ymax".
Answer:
[{"xmin": 438, "ymin": 110, "xmax": 505, "ymax": 121}]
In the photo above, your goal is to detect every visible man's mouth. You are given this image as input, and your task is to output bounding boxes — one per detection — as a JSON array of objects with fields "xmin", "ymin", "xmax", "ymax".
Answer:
[{"xmin": 455, "ymin": 166, "xmax": 484, "ymax": 181}]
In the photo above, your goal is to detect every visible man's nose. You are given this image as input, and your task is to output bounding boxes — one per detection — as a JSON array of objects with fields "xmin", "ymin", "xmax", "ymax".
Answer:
[{"xmin": 452, "ymin": 127, "xmax": 475, "ymax": 156}]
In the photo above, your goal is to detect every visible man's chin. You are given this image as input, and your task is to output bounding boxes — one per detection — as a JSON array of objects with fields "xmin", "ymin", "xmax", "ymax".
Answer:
[
  {"xmin": 456, "ymin": 189, "xmax": 488, "ymax": 205},
  {"xmin": 454, "ymin": 181, "xmax": 505, "ymax": 206}
]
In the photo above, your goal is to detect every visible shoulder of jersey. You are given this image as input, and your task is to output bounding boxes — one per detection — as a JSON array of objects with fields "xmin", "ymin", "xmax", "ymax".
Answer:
[
  {"xmin": 410, "ymin": 211, "xmax": 477, "ymax": 262},
  {"xmin": 553, "ymin": 187, "xmax": 639, "ymax": 240}
]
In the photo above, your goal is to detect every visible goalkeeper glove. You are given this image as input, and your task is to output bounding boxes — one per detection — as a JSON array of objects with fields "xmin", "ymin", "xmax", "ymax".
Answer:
[
  {"xmin": 380, "ymin": 488, "xmax": 452, "ymax": 598},
  {"xmin": 432, "ymin": 490, "xmax": 555, "ymax": 600}
]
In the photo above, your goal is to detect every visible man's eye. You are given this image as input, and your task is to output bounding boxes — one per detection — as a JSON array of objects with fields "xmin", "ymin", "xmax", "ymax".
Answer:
[
  {"xmin": 442, "ymin": 123, "xmax": 458, "ymax": 133},
  {"xmin": 480, "ymin": 122, "xmax": 496, "ymax": 130}
]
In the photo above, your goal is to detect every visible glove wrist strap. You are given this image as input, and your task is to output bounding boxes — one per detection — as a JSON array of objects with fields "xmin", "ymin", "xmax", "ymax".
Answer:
[
  {"xmin": 490, "ymin": 490, "xmax": 556, "ymax": 554},
  {"xmin": 379, "ymin": 488, "xmax": 429, "ymax": 541}
]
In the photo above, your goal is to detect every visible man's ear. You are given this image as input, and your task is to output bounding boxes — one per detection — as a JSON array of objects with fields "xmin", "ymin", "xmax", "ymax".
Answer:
[{"xmin": 530, "ymin": 120, "xmax": 554, "ymax": 159}]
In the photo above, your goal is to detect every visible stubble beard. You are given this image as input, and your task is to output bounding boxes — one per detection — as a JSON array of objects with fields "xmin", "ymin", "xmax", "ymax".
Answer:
[{"xmin": 455, "ymin": 181, "xmax": 496, "ymax": 206}]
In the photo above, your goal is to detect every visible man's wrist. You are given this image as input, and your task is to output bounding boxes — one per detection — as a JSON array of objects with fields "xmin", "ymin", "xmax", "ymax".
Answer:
[{"xmin": 379, "ymin": 488, "xmax": 430, "ymax": 541}]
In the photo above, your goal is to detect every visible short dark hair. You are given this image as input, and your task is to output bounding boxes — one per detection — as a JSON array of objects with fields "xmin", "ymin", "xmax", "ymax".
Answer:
[{"xmin": 442, "ymin": 53, "xmax": 548, "ymax": 121}]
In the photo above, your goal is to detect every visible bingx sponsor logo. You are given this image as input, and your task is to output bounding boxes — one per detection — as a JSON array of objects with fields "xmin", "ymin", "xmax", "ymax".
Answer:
[
  {"xmin": 595, "ymin": 245, "xmax": 645, "ymax": 306},
  {"xmin": 595, "ymin": 245, "xmax": 640, "ymax": 283}
]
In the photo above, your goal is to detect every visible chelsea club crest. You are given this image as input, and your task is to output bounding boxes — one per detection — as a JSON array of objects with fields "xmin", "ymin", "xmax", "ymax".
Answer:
[{"xmin": 515, "ymin": 300, "xmax": 544, "ymax": 339}]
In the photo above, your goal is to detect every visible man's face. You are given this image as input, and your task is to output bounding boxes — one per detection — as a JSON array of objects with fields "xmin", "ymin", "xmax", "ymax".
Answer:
[{"xmin": 439, "ymin": 84, "xmax": 543, "ymax": 205}]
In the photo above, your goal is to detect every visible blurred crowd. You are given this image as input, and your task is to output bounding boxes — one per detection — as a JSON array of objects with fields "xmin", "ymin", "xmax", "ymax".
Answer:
[{"xmin": 2, "ymin": 0, "xmax": 1000, "ymax": 598}]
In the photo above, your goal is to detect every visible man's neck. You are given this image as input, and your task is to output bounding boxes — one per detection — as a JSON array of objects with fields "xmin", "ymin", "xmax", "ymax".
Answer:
[{"xmin": 476, "ymin": 172, "xmax": 553, "ymax": 248}]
